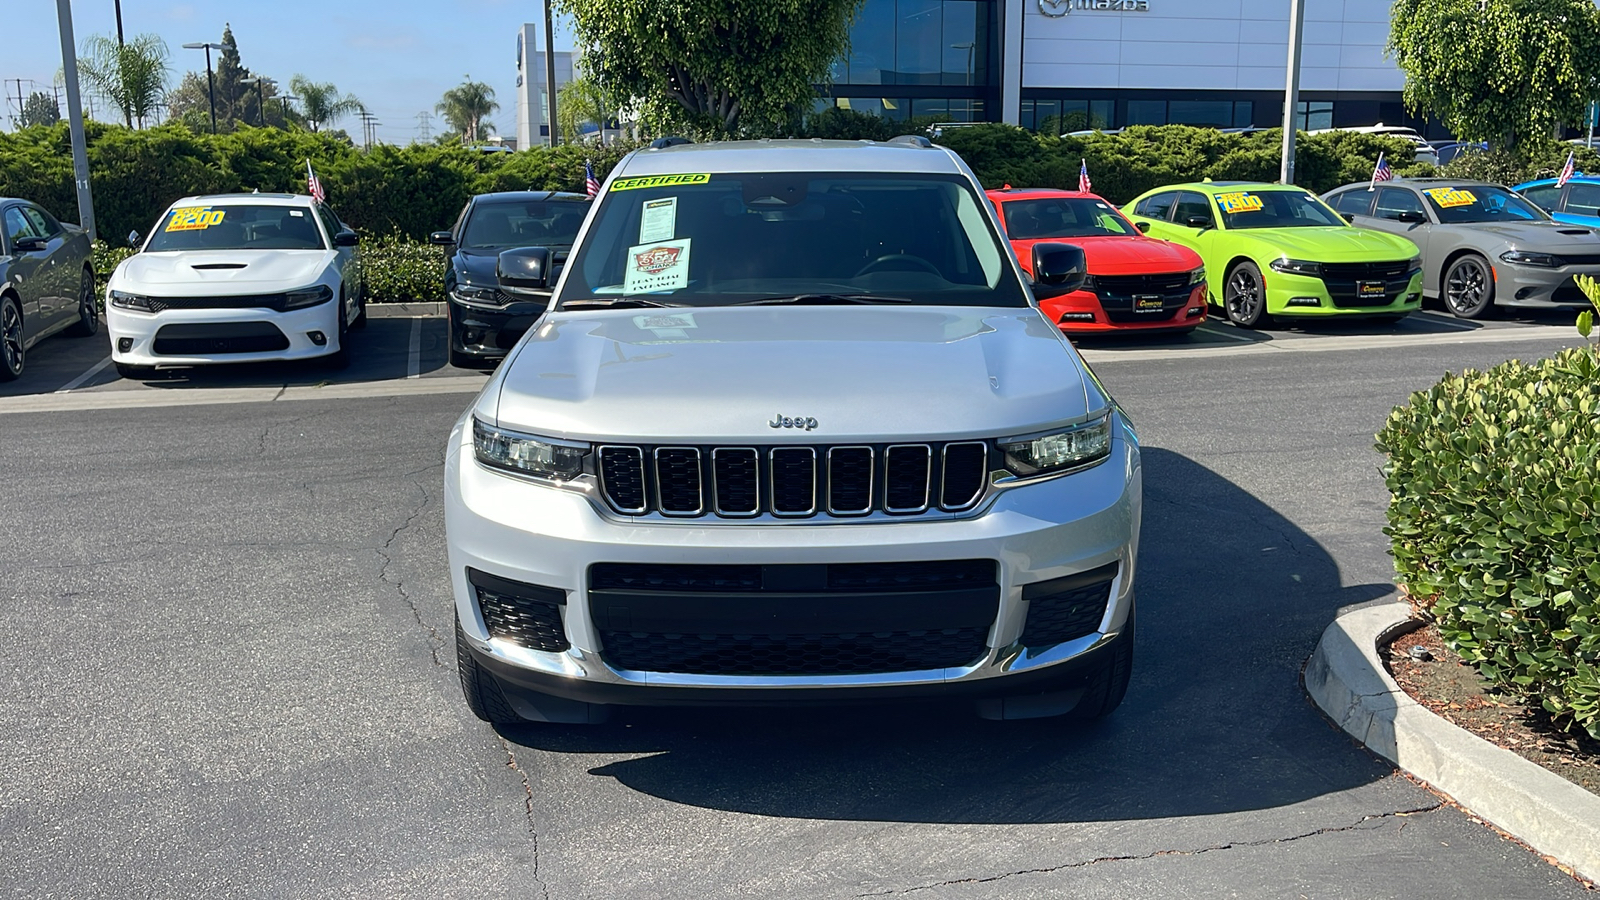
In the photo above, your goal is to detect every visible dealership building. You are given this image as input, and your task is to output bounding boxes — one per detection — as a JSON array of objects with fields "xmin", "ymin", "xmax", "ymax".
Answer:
[{"xmin": 820, "ymin": 0, "xmax": 1438, "ymax": 135}]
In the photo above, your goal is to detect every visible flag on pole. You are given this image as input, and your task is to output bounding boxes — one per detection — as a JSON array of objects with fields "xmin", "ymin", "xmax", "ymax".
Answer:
[
  {"xmin": 1368, "ymin": 152, "xmax": 1393, "ymax": 191},
  {"xmin": 584, "ymin": 160, "xmax": 600, "ymax": 199},
  {"xmin": 306, "ymin": 159, "xmax": 326, "ymax": 203},
  {"xmin": 1558, "ymin": 150, "xmax": 1577, "ymax": 188},
  {"xmin": 1078, "ymin": 159, "xmax": 1092, "ymax": 193}
]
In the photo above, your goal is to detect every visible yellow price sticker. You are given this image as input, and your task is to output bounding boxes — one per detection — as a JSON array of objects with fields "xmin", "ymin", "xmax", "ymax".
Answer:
[
  {"xmin": 165, "ymin": 207, "xmax": 226, "ymax": 232},
  {"xmin": 1423, "ymin": 187, "xmax": 1477, "ymax": 208},
  {"xmin": 610, "ymin": 173, "xmax": 711, "ymax": 192},
  {"xmin": 1217, "ymin": 192, "xmax": 1264, "ymax": 213}
]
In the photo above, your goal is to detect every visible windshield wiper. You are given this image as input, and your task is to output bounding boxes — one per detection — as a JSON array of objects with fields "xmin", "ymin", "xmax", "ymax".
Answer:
[
  {"xmin": 733, "ymin": 294, "xmax": 918, "ymax": 306},
  {"xmin": 559, "ymin": 297, "xmax": 683, "ymax": 309}
]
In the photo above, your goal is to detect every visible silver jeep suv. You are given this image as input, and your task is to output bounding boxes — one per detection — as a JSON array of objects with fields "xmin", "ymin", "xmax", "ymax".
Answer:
[{"xmin": 444, "ymin": 137, "xmax": 1142, "ymax": 724}]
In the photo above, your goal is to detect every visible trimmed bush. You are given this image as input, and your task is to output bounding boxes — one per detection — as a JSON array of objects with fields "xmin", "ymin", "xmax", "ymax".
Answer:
[
  {"xmin": 358, "ymin": 233, "xmax": 447, "ymax": 303},
  {"xmin": 1377, "ymin": 348, "xmax": 1600, "ymax": 740}
]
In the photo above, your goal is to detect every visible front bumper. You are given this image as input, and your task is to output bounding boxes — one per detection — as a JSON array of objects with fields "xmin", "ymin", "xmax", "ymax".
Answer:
[
  {"xmin": 1492, "ymin": 263, "xmax": 1600, "ymax": 308},
  {"xmin": 1257, "ymin": 269, "xmax": 1424, "ymax": 317},
  {"xmin": 107, "ymin": 300, "xmax": 342, "ymax": 366},
  {"xmin": 448, "ymin": 294, "xmax": 548, "ymax": 361},
  {"xmin": 444, "ymin": 413, "xmax": 1142, "ymax": 715},
  {"xmin": 1043, "ymin": 284, "xmax": 1207, "ymax": 333}
]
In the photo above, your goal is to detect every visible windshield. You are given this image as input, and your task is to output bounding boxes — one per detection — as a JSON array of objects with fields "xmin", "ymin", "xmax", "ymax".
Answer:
[
  {"xmin": 1421, "ymin": 185, "xmax": 1549, "ymax": 224},
  {"xmin": 144, "ymin": 204, "xmax": 325, "ymax": 252},
  {"xmin": 462, "ymin": 198, "xmax": 590, "ymax": 250},
  {"xmin": 1216, "ymin": 190, "xmax": 1346, "ymax": 230},
  {"xmin": 1003, "ymin": 197, "xmax": 1136, "ymax": 238},
  {"xmin": 556, "ymin": 171, "xmax": 1026, "ymax": 308}
]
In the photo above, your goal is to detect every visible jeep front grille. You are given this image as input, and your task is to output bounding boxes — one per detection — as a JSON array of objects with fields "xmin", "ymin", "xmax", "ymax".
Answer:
[{"xmin": 596, "ymin": 441, "xmax": 990, "ymax": 519}]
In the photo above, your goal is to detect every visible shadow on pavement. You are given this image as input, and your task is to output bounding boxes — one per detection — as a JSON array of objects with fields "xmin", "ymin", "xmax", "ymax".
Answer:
[{"xmin": 499, "ymin": 447, "xmax": 1397, "ymax": 824}]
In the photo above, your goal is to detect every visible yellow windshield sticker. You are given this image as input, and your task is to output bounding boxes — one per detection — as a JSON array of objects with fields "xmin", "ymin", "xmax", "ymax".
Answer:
[
  {"xmin": 1423, "ymin": 187, "xmax": 1477, "ymax": 208},
  {"xmin": 610, "ymin": 173, "xmax": 711, "ymax": 192},
  {"xmin": 165, "ymin": 207, "xmax": 225, "ymax": 232},
  {"xmin": 1217, "ymin": 192, "xmax": 1265, "ymax": 213}
]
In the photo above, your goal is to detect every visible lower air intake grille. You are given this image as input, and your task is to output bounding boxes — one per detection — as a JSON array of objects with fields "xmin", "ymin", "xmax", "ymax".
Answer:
[
  {"xmin": 1020, "ymin": 562, "xmax": 1118, "ymax": 648},
  {"xmin": 469, "ymin": 568, "xmax": 569, "ymax": 652},
  {"xmin": 599, "ymin": 628, "xmax": 989, "ymax": 676}
]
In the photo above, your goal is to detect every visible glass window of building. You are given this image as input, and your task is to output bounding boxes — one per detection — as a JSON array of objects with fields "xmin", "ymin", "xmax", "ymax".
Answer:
[
  {"xmin": 1127, "ymin": 100, "xmax": 1166, "ymax": 126},
  {"xmin": 898, "ymin": 0, "xmax": 944, "ymax": 85},
  {"xmin": 1295, "ymin": 101, "xmax": 1334, "ymax": 131},
  {"xmin": 845, "ymin": 0, "xmax": 897, "ymax": 84},
  {"xmin": 1232, "ymin": 102, "xmax": 1255, "ymax": 127},
  {"xmin": 1168, "ymin": 101, "xmax": 1233, "ymax": 128},
  {"xmin": 943, "ymin": 1, "xmax": 983, "ymax": 85}
]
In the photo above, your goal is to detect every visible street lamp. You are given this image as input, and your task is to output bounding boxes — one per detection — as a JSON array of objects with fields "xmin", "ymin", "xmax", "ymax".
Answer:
[
  {"xmin": 281, "ymin": 94, "xmax": 298, "ymax": 125},
  {"xmin": 951, "ymin": 42, "xmax": 975, "ymax": 87},
  {"xmin": 239, "ymin": 75, "xmax": 274, "ymax": 127},
  {"xmin": 181, "ymin": 41, "xmax": 224, "ymax": 133}
]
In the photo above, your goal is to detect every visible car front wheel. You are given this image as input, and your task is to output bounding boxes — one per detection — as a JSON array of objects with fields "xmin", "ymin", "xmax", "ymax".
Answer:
[
  {"xmin": 1443, "ymin": 254, "xmax": 1495, "ymax": 319},
  {"xmin": 1223, "ymin": 261, "xmax": 1270, "ymax": 328},
  {"xmin": 0, "ymin": 293, "xmax": 24, "ymax": 381},
  {"xmin": 67, "ymin": 268, "xmax": 99, "ymax": 337}
]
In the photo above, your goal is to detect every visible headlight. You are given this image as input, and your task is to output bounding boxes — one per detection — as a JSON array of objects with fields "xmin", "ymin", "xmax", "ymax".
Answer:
[
  {"xmin": 1000, "ymin": 413, "xmax": 1113, "ymax": 478},
  {"xmin": 282, "ymin": 285, "xmax": 334, "ymax": 309},
  {"xmin": 1499, "ymin": 250, "xmax": 1564, "ymax": 268},
  {"xmin": 1404, "ymin": 256, "xmax": 1423, "ymax": 275},
  {"xmin": 451, "ymin": 284, "xmax": 505, "ymax": 307},
  {"xmin": 108, "ymin": 289, "xmax": 153, "ymax": 311},
  {"xmin": 1188, "ymin": 266, "xmax": 1206, "ymax": 285},
  {"xmin": 472, "ymin": 417, "xmax": 589, "ymax": 481},
  {"xmin": 1269, "ymin": 258, "xmax": 1322, "ymax": 277}
]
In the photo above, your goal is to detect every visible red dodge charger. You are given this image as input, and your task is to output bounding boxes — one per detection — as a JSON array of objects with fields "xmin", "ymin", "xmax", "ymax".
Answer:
[{"xmin": 988, "ymin": 187, "xmax": 1207, "ymax": 334}]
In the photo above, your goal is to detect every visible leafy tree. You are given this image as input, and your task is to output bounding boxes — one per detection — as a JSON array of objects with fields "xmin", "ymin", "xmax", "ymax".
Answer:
[
  {"xmin": 164, "ymin": 71, "xmax": 214, "ymax": 127},
  {"xmin": 554, "ymin": 0, "xmax": 863, "ymax": 137},
  {"xmin": 289, "ymin": 76, "xmax": 363, "ymax": 132},
  {"xmin": 1390, "ymin": 0, "xmax": 1600, "ymax": 152},
  {"xmin": 435, "ymin": 78, "xmax": 499, "ymax": 144},
  {"xmin": 556, "ymin": 75, "xmax": 621, "ymax": 141},
  {"xmin": 78, "ymin": 33, "xmax": 170, "ymax": 128},
  {"xmin": 20, "ymin": 92, "xmax": 60, "ymax": 128}
]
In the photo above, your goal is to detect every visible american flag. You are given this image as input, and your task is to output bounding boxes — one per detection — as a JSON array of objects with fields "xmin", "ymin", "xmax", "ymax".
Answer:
[
  {"xmin": 1368, "ymin": 152, "xmax": 1393, "ymax": 191},
  {"xmin": 1558, "ymin": 150, "xmax": 1577, "ymax": 188},
  {"xmin": 1078, "ymin": 158, "xmax": 1092, "ymax": 193},
  {"xmin": 306, "ymin": 159, "xmax": 325, "ymax": 203},
  {"xmin": 585, "ymin": 160, "xmax": 600, "ymax": 199}
]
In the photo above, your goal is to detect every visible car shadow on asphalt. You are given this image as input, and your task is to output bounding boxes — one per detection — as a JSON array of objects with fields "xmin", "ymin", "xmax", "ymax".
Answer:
[
  {"xmin": 123, "ymin": 319, "xmax": 452, "ymax": 389},
  {"xmin": 497, "ymin": 447, "xmax": 1399, "ymax": 824}
]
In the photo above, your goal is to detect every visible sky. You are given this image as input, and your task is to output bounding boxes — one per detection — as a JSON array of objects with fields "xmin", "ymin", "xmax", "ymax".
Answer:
[{"xmin": 3, "ymin": 0, "xmax": 578, "ymax": 145}]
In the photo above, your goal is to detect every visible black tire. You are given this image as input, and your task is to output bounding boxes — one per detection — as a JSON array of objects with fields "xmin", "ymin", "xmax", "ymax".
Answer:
[
  {"xmin": 350, "ymin": 279, "xmax": 368, "ymax": 330},
  {"xmin": 0, "ymin": 293, "xmax": 24, "ymax": 382},
  {"xmin": 1223, "ymin": 261, "xmax": 1271, "ymax": 328},
  {"xmin": 1066, "ymin": 604, "xmax": 1135, "ymax": 721},
  {"xmin": 114, "ymin": 362, "xmax": 156, "ymax": 380},
  {"xmin": 456, "ymin": 617, "xmax": 523, "ymax": 724},
  {"xmin": 320, "ymin": 293, "xmax": 352, "ymax": 370},
  {"xmin": 1443, "ymin": 254, "xmax": 1495, "ymax": 319},
  {"xmin": 66, "ymin": 267, "xmax": 99, "ymax": 337}
]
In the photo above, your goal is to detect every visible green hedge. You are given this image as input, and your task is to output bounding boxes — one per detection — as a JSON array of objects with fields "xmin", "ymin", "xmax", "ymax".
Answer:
[
  {"xmin": 1377, "ymin": 349, "xmax": 1600, "ymax": 740},
  {"xmin": 358, "ymin": 233, "xmax": 446, "ymax": 303}
]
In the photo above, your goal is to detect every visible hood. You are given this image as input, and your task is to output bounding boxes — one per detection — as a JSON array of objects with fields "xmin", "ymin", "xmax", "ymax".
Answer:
[
  {"xmin": 1236, "ymin": 226, "xmax": 1418, "ymax": 261},
  {"xmin": 483, "ymin": 306, "xmax": 1099, "ymax": 443},
  {"xmin": 1448, "ymin": 220, "xmax": 1600, "ymax": 250},
  {"xmin": 1013, "ymin": 234, "xmax": 1200, "ymax": 276},
  {"xmin": 114, "ymin": 250, "xmax": 332, "ymax": 293}
]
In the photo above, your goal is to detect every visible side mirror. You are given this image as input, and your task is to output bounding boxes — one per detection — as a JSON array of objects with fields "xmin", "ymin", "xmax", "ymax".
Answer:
[
  {"xmin": 498, "ymin": 246, "xmax": 552, "ymax": 291},
  {"xmin": 1397, "ymin": 210, "xmax": 1428, "ymax": 224},
  {"xmin": 1185, "ymin": 215, "xmax": 1212, "ymax": 229},
  {"xmin": 334, "ymin": 230, "xmax": 360, "ymax": 247},
  {"xmin": 12, "ymin": 236, "xmax": 48, "ymax": 253},
  {"xmin": 1135, "ymin": 221, "xmax": 1151, "ymax": 234},
  {"xmin": 127, "ymin": 230, "xmax": 141, "ymax": 248},
  {"xmin": 1031, "ymin": 242, "xmax": 1088, "ymax": 294},
  {"xmin": 1340, "ymin": 212, "xmax": 1356, "ymax": 223},
  {"xmin": 429, "ymin": 230, "xmax": 455, "ymax": 246}
]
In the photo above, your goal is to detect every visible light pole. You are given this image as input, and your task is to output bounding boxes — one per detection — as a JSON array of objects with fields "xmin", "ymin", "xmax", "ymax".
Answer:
[
  {"xmin": 1280, "ymin": 0, "xmax": 1306, "ymax": 184},
  {"xmin": 281, "ymin": 94, "xmax": 297, "ymax": 126},
  {"xmin": 543, "ymin": 0, "xmax": 559, "ymax": 146},
  {"xmin": 181, "ymin": 41, "xmax": 224, "ymax": 133},
  {"xmin": 55, "ymin": 0, "xmax": 95, "ymax": 240},
  {"xmin": 952, "ymin": 42, "xmax": 975, "ymax": 87}
]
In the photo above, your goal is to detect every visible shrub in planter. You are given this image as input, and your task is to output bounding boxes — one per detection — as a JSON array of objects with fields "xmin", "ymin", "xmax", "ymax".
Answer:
[
  {"xmin": 1377, "ymin": 349, "xmax": 1600, "ymax": 739},
  {"xmin": 359, "ymin": 233, "xmax": 446, "ymax": 302}
]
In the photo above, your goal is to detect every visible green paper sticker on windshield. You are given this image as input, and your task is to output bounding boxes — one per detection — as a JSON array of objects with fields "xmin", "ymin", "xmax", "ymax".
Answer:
[
  {"xmin": 1217, "ymin": 192, "xmax": 1264, "ymax": 214},
  {"xmin": 1423, "ymin": 187, "xmax": 1477, "ymax": 208},
  {"xmin": 165, "ymin": 207, "xmax": 225, "ymax": 232},
  {"xmin": 611, "ymin": 173, "xmax": 711, "ymax": 192}
]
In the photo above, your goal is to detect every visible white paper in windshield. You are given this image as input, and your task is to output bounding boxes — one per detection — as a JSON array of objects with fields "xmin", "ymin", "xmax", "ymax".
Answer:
[
  {"xmin": 639, "ymin": 197, "xmax": 678, "ymax": 243},
  {"xmin": 623, "ymin": 238, "xmax": 691, "ymax": 294}
]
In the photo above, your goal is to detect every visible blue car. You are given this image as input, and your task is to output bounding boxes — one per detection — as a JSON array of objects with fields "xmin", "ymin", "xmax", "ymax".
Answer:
[{"xmin": 1514, "ymin": 175, "xmax": 1600, "ymax": 228}]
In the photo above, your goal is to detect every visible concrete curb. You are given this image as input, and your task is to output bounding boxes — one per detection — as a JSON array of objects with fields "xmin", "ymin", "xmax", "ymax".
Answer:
[
  {"xmin": 367, "ymin": 302, "xmax": 445, "ymax": 318},
  {"xmin": 1306, "ymin": 601, "xmax": 1600, "ymax": 882}
]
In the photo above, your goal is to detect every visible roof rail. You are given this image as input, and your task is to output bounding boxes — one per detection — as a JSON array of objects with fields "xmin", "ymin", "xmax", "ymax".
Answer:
[
  {"xmin": 887, "ymin": 134, "xmax": 933, "ymax": 148},
  {"xmin": 648, "ymin": 136, "xmax": 693, "ymax": 149}
]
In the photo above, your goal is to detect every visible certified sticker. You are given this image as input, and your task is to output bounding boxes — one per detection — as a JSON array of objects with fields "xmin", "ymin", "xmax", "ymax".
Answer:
[
  {"xmin": 611, "ymin": 173, "xmax": 711, "ymax": 192},
  {"xmin": 1217, "ymin": 192, "xmax": 1265, "ymax": 214},
  {"xmin": 165, "ymin": 207, "xmax": 225, "ymax": 232},
  {"xmin": 623, "ymin": 238, "xmax": 691, "ymax": 293},
  {"xmin": 1423, "ymin": 187, "xmax": 1477, "ymax": 208}
]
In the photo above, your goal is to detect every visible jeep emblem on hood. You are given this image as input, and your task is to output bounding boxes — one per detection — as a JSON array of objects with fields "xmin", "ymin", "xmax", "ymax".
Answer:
[{"xmin": 770, "ymin": 414, "xmax": 819, "ymax": 431}]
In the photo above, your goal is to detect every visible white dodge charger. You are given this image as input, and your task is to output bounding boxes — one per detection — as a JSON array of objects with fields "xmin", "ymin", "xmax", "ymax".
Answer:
[{"xmin": 106, "ymin": 193, "xmax": 365, "ymax": 378}]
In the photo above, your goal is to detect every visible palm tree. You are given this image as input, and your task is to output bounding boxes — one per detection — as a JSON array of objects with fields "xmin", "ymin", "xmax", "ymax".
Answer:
[
  {"xmin": 78, "ymin": 33, "xmax": 169, "ymax": 128},
  {"xmin": 289, "ymin": 75, "xmax": 364, "ymax": 132},
  {"xmin": 435, "ymin": 78, "xmax": 499, "ymax": 144},
  {"xmin": 556, "ymin": 75, "xmax": 618, "ymax": 142}
]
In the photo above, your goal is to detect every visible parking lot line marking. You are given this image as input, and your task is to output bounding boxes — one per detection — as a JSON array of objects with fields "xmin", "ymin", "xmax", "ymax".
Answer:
[
  {"xmin": 1080, "ymin": 322, "xmax": 1580, "ymax": 364},
  {"xmin": 1195, "ymin": 324, "xmax": 1257, "ymax": 342},
  {"xmin": 0, "ymin": 375, "xmax": 484, "ymax": 415},
  {"xmin": 54, "ymin": 356, "xmax": 113, "ymax": 393},
  {"xmin": 407, "ymin": 318, "xmax": 422, "ymax": 379},
  {"xmin": 1409, "ymin": 312, "xmax": 1479, "ymax": 332}
]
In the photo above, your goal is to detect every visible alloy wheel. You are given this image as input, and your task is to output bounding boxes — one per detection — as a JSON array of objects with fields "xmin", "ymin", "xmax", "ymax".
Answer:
[
  {"xmin": 78, "ymin": 271, "xmax": 98, "ymax": 332},
  {"xmin": 1444, "ymin": 257, "xmax": 1492, "ymax": 318},
  {"xmin": 1, "ymin": 298, "xmax": 23, "ymax": 377},
  {"xmin": 1225, "ymin": 268, "xmax": 1262, "ymax": 325}
]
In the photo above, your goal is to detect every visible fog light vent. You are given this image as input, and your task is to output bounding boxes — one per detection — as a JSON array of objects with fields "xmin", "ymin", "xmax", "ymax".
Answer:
[
  {"xmin": 307, "ymin": 331, "xmax": 327, "ymax": 346},
  {"xmin": 117, "ymin": 338, "xmax": 133, "ymax": 352},
  {"xmin": 1020, "ymin": 562, "xmax": 1118, "ymax": 648},
  {"xmin": 1286, "ymin": 297, "xmax": 1321, "ymax": 307},
  {"xmin": 468, "ymin": 568, "xmax": 569, "ymax": 652},
  {"xmin": 1057, "ymin": 312, "xmax": 1096, "ymax": 323}
]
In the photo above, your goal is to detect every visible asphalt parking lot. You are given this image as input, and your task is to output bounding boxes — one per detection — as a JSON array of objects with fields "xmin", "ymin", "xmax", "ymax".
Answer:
[{"xmin": 0, "ymin": 307, "xmax": 1592, "ymax": 898}]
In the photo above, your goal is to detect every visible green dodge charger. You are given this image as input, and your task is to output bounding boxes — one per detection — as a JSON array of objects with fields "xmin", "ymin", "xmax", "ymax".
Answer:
[{"xmin": 1122, "ymin": 182, "xmax": 1423, "ymax": 327}]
